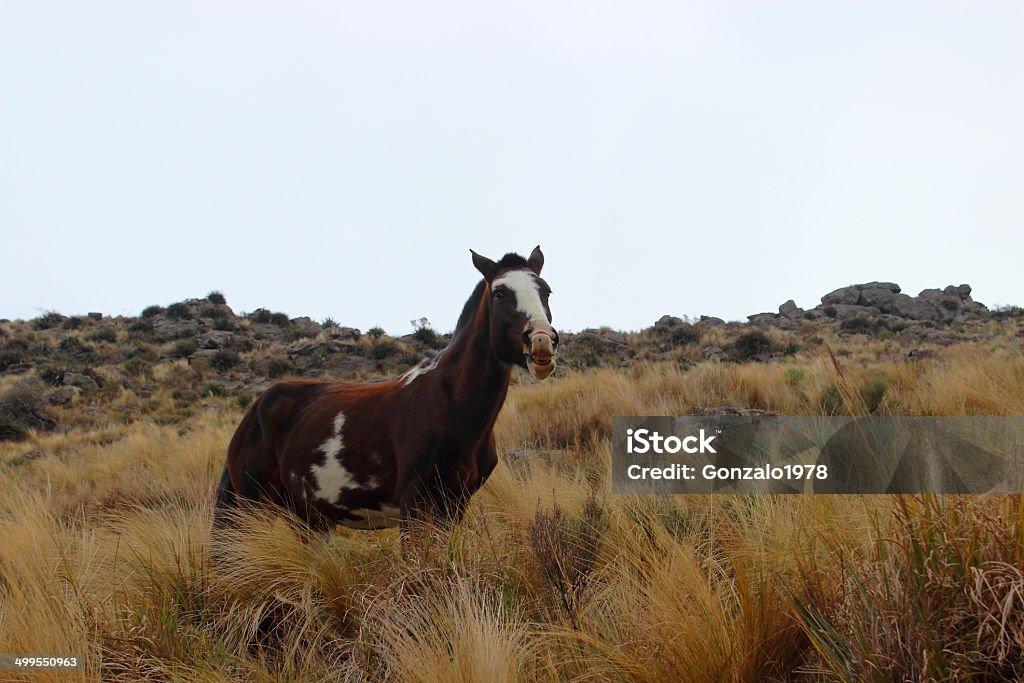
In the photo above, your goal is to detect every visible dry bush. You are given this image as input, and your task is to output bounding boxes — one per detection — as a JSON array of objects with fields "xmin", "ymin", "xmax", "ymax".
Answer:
[{"xmin": 796, "ymin": 496, "xmax": 1024, "ymax": 682}]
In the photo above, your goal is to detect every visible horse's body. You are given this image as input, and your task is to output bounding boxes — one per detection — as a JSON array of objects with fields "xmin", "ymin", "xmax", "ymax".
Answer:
[{"xmin": 213, "ymin": 247, "xmax": 557, "ymax": 530}]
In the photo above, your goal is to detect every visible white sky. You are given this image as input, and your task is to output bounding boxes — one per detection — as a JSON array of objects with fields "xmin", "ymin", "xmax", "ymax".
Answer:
[{"xmin": 1, "ymin": 2, "xmax": 1021, "ymax": 334}]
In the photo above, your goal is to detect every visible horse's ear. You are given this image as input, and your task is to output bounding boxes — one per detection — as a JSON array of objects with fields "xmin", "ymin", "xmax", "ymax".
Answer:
[
  {"xmin": 527, "ymin": 245, "xmax": 544, "ymax": 275},
  {"xmin": 470, "ymin": 250, "xmax": 499, "ymax": 281}
]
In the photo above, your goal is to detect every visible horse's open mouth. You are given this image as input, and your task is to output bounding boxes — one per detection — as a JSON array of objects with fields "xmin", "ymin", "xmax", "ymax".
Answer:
[{"xmin": 530, "ymin": 356, "xmax": 551, "ymax": 366}]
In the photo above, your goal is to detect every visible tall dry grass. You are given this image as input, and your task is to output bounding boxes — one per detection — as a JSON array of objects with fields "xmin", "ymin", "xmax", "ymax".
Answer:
[{"xmin": 0, "ymin": 339, "xmax": 1022, "ymax": 681}]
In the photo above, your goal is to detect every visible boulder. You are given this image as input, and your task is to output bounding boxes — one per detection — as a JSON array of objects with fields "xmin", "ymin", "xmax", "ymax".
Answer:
[
  {"xmin": 63, "ymin": 372, "xmax": 99, "ymax": 391},
  {"xmin": 778, "ymin": 300, "xmax": 803, "ymax": 319},
  {"xmin": 47, "ymin": 385, "xmax": 80, "ymax": 406},
  {"xmin": 821, "ymin": 286, "xmax": 861, "ymax": 306},
  {"xmin": 859, "ymin": 287, "xmax": 899, "ymax": 309},
  {"xmin": 197, "ymin": 331, "xmax": 235, "ymax": 349},
  {"xmin": 889, "ymin": 294, "xmax": 941, "ymax": 321},
  {"xmin": 655, "ymin": 315, "xmax": 683, "ymax": 328},
  {"xmin": 860, "ymin": 282, "xmax": 901, "ymax": 293}
]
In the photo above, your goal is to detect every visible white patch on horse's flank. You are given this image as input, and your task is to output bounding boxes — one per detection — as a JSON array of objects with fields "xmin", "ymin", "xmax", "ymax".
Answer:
[
  {"xmin": 401, "ymin": 351, "xmax": 441, "ymax": 386},
  {"xmin": 308, "ymin": 410, "xmax": 362, "ymax": 505},
  {"xmin": 340, "ymin": 504, "xmax": 402, "ymax": 530},
  {"xmin": 492, "ymin": 269, "xmax": 548, "ymax": 326}
]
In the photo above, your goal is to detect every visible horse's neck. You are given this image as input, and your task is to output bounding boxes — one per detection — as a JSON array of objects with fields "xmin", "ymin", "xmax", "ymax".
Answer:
[{"xmin": 436, "ymin": 291, "xmax": 511, "ymax": 433}]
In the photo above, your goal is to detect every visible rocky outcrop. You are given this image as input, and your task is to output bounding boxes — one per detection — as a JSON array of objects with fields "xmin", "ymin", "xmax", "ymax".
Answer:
[{"xmin": 813, "ymin": 282, "xmax": 987, "ymax": 324}]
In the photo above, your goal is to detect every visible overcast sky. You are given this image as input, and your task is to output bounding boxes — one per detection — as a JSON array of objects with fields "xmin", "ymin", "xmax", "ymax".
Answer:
[{"xmin": 2, "ymin": 2, "xmax": 1021, "ymax": 334}]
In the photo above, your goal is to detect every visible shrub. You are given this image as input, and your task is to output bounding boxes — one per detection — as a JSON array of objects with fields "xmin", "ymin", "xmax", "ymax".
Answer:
[
  {"xmin": 784, "ymin": 367, "xmax": 807, "ymax": 386},
  {"xmin": 248, "ymin": 309, "xmax": 291, "ymax": 327},
  {"xmin": 370, "ymin": 339, "xmax": 400, "ymax": 362},
  {"xmin": 731, "ymin": 331, "xmax": 772, "ymax": 360},
  {"xmin": 562, "ymin": 332, "xmax": 604, "ymax": 368},
  {"xmin": 0, "ymin": 339, "xmax": 28, "ymax": 371},
  {"xmin": 57, "ymin": 336, "xmax": 85, "ymax": 354},
  {"xmin": 32, "ymin": 310, "xmax": 66, "ymax": 330},
  {"xmin": 123, "ymin": 357, "xmax": 153, "ymax": 379},
  {"xmin": 86, "ymin": 327, "xmax": 118, "ymax": 344},
  {"xmin": 819, "ymin": 383, "xmax": 847, "ymax": 415},
  {"xmin": 411, "ymin": 318, "xmax": 442, "ymax": 349},
  {"xmin": 206, "ymin": 290, "xmax": 227, "ymax": 305},
  {"xmin": 36, "ymin": 364, "xmax": 70, "ymax": 386},
  {"xmin": 201, "ymin": 305, "xmax": 229, "ymax": 320},
  {"xmin": 859, "ymin": 377, "xmax": 888, "ymax": 413},
  {"xmin": 669, "ymin": 323, "xmax": 698, "ymax": 346},
  {"xmin": 128, "ymin": 319, "xmax": 154, "ymax": 334},
  {"xmin": 166, "ymin": 302, "xmax": 193, "ymax": 320},
  {"xmin": 141, "ymin": 305, "xmax": 164, "ymax": 318},
  {"xmin": 0, "ymin": 378, "xmax": 55, "ymax": 440},
  {"xmin": 210, "ymin": 349, "xmax": 240, "ymax": 372},
  {"xmin": 322, "ymin": 317, "xmax": 337, "ymax": 329},
  {"xmin": 61, "ymin": 316, "xmax": 86, "ymax": 330},
  {"xmin": 367, "ymin": 326, "xmax": 386, "ymax": 340},
  {"xmin": 529, "ymin": 494, "xmax": 608, "ymax": 626},
  {"xmin": 128, "ymin": 345, "xmax": 159, "ymax": 362},
  {"xmin": 201, "ymin": 382, "xmax": 228, "ymax": 397},
  {"xmin": 839, "ymin": 317, "xmax": 875, "ymax": 334},
  {"xmin": 171, "ymin": 340, "xmax": 199, "ymax": 359},
  {"xmin": 267, "ymin": 357, "xmax": 295, "ymax": 378}
]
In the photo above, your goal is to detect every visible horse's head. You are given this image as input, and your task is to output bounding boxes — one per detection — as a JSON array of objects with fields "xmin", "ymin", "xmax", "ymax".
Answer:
[{"xmin": 470, "ymin": 246, "xmax": 559, "ymax": 380}]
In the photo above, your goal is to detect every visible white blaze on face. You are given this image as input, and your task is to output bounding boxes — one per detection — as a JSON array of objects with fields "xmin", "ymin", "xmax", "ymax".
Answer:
[
  {"xmin": 309, "ymin": 411, "xmax": 361, "ymax": 505},
  {"xmin": 491, "ymin": 269, "xmax": 549, "ymax": 329}
]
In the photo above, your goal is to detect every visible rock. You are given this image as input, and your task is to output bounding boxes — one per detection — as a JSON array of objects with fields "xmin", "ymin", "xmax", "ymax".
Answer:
[
  {"xmin": 696, "ymin": 316, "xmax": 725, "ymax": 328},
  {"xmin": 326, "ymin": 326, "xmax": 361, "ymax": 341},
  {"xmin": 778, "ymin": 300, "xmax": 803, "ymax": 319},
  {"xmin": 904, "ymin": 348, "xmax": 935, "ymax": 359},
  {"xmin": 692, "ymin": 406, "xmax": 775, "ymax": 417},
  {"xmin": 655, "ymin": 315, "xmax": 683, "ymax": 328},
  {"xmin": 197, "ymin": 331, "xmax": 235, "ymax": 349},
  {"xmin": 957, "ymin": 284, "xmax": 972, "ymax": 299},
  {"xmin": 151, "ymin": 316, "xmax": 200, "ymax": 339},
  {"xmin": 47, "ymin": 386, "xmax": 80, "ymax": 406},
  {"xmin": 826, "ymin": 304, "xmax": 881, "ymax": 319},
  {"xmin": 747, "ymin": 313, "xmax": 778, "ymax": 324},
  {"xmin": 821, "ymin": 286, "xmax": 861, "ymax": 306},
  {"xmin": 860, "ymin": 282, "xmax": 901, "ymax": 293},
  {"xmin": 601, "ymin": 331, "xmax": 629, "ymax": 347},
  {"xmin": 859, "ymin": 287, "xmax": 899, "ymax": 309},
  {"xmin": 701, "ymin": 346, "xmax": 726, "ymax": 361},
  {"xmin": 63, "ymin": 372, "xmax": 99, "ymax": 391},
  {"xmin": 889, "ymin": 294, "xmax": 941, "ymax": 321},
  {"xmin": 918, "ymin": 288, "xmax": 944, "ymax": 300},
  {"xmin": 248, "ymin": 323, "xmax": 287, "ymax": 342},
  {"xmin": 87, "ymin": 312, "xmax": 103, "ymax": 320}
]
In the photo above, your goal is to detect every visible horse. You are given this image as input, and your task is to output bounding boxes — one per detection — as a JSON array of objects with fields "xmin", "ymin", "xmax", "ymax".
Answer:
[{"xmin": 213, "ymin": 246, "xmax": 558, "ymax": 532}]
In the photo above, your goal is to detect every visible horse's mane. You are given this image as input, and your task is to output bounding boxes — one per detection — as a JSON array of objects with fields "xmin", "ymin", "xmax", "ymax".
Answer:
[{"xmin": 452, "ymin": 252, "xmax": 529, "ymax": 337}]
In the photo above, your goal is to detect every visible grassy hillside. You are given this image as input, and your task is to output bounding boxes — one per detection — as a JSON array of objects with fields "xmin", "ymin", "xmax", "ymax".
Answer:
[{"xmin": 1, "ymin": 308, "xmax": 1023, "ymax": 681}]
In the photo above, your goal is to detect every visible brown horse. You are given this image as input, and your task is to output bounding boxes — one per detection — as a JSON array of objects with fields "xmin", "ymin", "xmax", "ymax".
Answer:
[{"xmin": 213, "ymin": 246, "xmax": 557, "ymax": 531}]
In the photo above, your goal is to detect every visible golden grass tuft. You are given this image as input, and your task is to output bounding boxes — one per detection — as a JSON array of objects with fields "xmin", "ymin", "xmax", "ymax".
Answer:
[{"xmin": 0, "ymin": 338, "xmax": 1022, "ymax": 680}]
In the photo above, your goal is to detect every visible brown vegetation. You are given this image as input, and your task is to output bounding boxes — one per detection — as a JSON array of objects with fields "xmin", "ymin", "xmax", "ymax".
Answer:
[{"xmin": 0, "ymin": 311, "xmax": 1022, "ymax": 681}]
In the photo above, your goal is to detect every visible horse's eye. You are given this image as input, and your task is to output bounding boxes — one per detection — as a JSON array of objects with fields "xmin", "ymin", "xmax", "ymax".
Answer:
[{"xmin": 493, "ymin": 290, "xmax": 504, "ymax": 300}]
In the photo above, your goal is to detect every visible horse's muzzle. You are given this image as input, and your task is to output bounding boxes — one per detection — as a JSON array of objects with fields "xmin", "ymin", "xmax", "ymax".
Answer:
[{"xmin": 525, "ymin": 327, "xmax": 558, "ymax": 380}]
